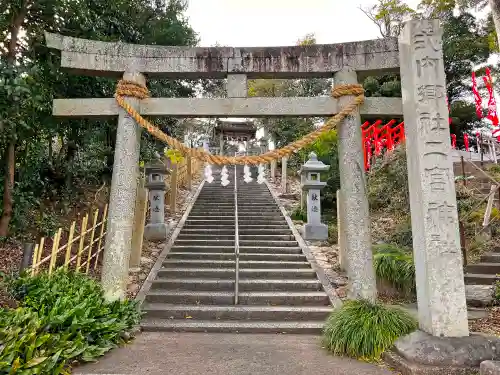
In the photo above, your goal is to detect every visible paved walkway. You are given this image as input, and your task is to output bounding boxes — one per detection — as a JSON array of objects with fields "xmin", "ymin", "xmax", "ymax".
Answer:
[{"xmin": 74, "ymin": 333, "xmax": 394, "ymax": 375}]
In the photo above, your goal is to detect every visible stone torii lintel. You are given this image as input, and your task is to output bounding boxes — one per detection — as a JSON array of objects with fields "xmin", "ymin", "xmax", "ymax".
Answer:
[
  {"xmin": 44, "ymin": 31, "xmax": 400, "ymax": 79},
  {"xmin": 52, "ymin": 97, "xmax": 403, "ymax": 119}
]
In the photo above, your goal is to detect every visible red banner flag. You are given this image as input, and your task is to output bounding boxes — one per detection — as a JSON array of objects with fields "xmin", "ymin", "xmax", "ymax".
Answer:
[
  {"xmin": 483, "ymin": 68, "xmax": 499, "ymax": 126},
  {"xmin": 365, "ymin": 138, "xmax": 372, "ymax": 171},
  {"xmin": 451, "ymin": 134, "xmax": 456, "ymax": 149},
  {"xmin": 464, "ymin": 133, "xmax": 470, "ymax": 151},
  {"xmin": 472, "ymin": 71, "xmax": 483, "ymax": 119}
]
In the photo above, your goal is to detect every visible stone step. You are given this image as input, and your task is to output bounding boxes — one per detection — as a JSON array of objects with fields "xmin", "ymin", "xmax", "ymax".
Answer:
[
  {"xmin": 480, "ymin": 252, "xmax": 500, "ymax": 262},
  {"xmin": 145, "ymin": 290, "xmax": 329, "ymax": 305},
  {"xmin": 190, "ymin": 210, "xmax": 234, "ymax": 213},
  {"xmin": 237, "ymin": 220, "xmax": 287, "ymax": 225},
  {"xmin": 192, "ymin": 203, "xmax": 235, "ymax": 206},
  {"xmin": 238, "ymin": 228, "xmax": 292, "ymax": 235},
  {"xmin": 239, "ymin": 234, "xmax": 295, "ymax": 241},
  {"xmin": 187, "ymin": 215, "xmax": 236, "ymax": 220},
  {"xmin": 162, "ymin": 259, "xmax": 311, "ymax": 269},
  {"xmin": 238, "ymin": 201, "xmax": 274, "ymax": 204},
  {"xmin": 174, "ymin": 239, "xmax": 235, "ymax": 246},
  {"xmin": 239, "ymin": 240, "xmax": 298, "ymax": 247},
  {"xmin": 189, "ymin": 211, "xmax": 235, "ymax": 215},
  {"xmin": 180, "ymin": 228, "xmax": 235, "ymax": 234},
  {"xmin": 141, "ymin": 319, "xmax": 325, "ymax": 334},
  {"xmin": 167, "ymin": 252, "xmax": 307, "ymax": 261},
  {"xmin": 466, "ymin": 263, "xmax": 500, "ymax": 274},
  {"xmin": 195, "ymin": 200, "xmax": 234, "ymax": 203},
  {"xmin": 464, "ymin": 273, "xmax": 496, "ymax": 285},
  {"xmin": 237, "ymin": 215, "xmax": 284, "ymax": 220},
  {"xmin": 238, "ymin": 207, "xmax": 279, "ymax": 210},
  {"xmin": 150, "ymin": 278, "xmax": 322, "ymax": 291},
  {"xmin": 184, "ymin": 220, "xmax": 235, "ymax": 225},
  {"xmin": 240, "ymin": 246, "xmax": 304, "ymax": 254},
  {"xmin": 238, "ymin": 207, "xmax": 276, "ymax": 209},
  {"xmin": 157, "ymin": 268, "xmax": 318, "ymax": 279},
  {"xmin": 197, "ymin": 195, "xmax": 235, "ymax": 198},
  {"xmin": 142, "ymin": 304, "xmax": 331, "ymax": 321},
  {"xmin": 170, "ymin": 246, "xmax": 304, "ymax": 254},
  {"xmin": 182, "ymin": 225, "xmax": 235, "ymax": 230},
  {"xmin": 177, "ymin": 234, "xmax": 235, "ymax": 240},
  {"xmin": 238, "ymin": 224, "xmax": 290, "ymax": 229}
]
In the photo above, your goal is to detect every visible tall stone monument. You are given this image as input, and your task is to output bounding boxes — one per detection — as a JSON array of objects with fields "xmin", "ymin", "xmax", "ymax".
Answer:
[{"xmin": 386, "ymin": 18, "xmax": 500, "ymax": 374}]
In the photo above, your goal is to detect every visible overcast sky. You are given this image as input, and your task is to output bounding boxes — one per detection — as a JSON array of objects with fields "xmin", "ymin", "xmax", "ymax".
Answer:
[{"xmin": 185, "ymin": 0, "xmax": 421, "ymax": 47}]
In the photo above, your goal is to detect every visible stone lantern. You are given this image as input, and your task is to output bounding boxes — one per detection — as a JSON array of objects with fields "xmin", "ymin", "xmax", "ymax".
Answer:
[
  {"xmin": 144, "ymin": 163, "xmax": 169, "ymax": 240},
  {"xmin": 300, "ymin": 152, "xmax": 330, "ymax": 240}
]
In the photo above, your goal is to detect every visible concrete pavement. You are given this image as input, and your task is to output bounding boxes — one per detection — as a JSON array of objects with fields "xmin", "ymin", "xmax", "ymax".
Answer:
[{"xmin": 74, "ymin": 332, "xmax": 395, "ymax": 375}]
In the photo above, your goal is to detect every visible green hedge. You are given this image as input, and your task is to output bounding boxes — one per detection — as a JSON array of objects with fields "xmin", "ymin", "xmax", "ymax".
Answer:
[{"xmin": 0, "ymin": 269, "xmax": 141, "ymax": 374}]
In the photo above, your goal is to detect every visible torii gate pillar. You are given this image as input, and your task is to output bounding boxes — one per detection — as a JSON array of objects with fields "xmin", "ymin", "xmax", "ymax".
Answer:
[{"xmin": 102, "ymin": 72, "xmax": 145, "ymax": 301}]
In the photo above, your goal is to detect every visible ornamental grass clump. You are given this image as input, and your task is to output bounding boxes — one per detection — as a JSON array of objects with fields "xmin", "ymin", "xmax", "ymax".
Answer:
[
  {"xmin": 373, "ymin": 244, "xmax": 415, "ymax": 295},
  {"xmin": 322, "ymin": 299, "xmax": 417, "ymax": 360},
  {"xmin": 0, "ymin": 269, "xmax": 141, "ymax": 374}
]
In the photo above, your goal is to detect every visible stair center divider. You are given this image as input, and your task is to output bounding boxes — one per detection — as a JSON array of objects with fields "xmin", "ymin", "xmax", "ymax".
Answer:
[{"xmin": 233, "ymin": 164, "xmax": 240, "ymax": 305}]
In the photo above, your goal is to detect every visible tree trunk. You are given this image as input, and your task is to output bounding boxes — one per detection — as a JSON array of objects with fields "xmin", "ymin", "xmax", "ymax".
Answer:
[
  {"xmin": 0, "ymin": 1, "xmax": 32, "ymax": 236},
  {"xmin": 490, "ymin": 0, "xmax": 500, "ymax": 49},
  {"xmin": 0, "ymin": 143, "xmax": 16, "ymax": 236}
]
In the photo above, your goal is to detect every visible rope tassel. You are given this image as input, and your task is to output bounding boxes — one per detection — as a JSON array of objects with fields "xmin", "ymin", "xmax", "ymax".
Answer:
[{"xmin": 114, "ymin": 80, "xmax": 365, "ymax": 165}]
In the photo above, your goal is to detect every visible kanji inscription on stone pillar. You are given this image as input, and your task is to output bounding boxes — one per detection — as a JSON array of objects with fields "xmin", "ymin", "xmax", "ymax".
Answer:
[{"xmin": 399, "ymin": 19, "xmax": 469, "ymax": 337}]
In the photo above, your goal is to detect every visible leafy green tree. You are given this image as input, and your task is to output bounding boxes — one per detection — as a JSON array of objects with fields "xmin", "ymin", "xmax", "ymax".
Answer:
[
  {"xmin": 0, "ymin": 0, "xmax": 198, "ymax": 237},
  {"xmin": 360, "ymin": 0, "xmax": 492, "ymax": 148}
]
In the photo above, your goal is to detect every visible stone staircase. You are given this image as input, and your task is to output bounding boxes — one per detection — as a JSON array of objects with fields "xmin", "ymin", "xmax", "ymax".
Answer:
[
  {"xmin": 454, "ymin": 160, "xmax": 500, "ymax": 286},
  {"xmin": 465, "ymin": 250, "xmax": 500, "ymax": 285},
  {"xmin": 141, "ymin": 166, "xmax": 332, "ymax": 333}
]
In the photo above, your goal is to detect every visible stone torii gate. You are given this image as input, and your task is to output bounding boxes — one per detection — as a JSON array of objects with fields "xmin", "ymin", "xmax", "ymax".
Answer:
[
  {"xmin": 45, "ymin": 20, "xmax": 496, "ymax": 370},
  {"xmin": 45, "ymin": 30, "xmax": 400, "ymax": 305}
]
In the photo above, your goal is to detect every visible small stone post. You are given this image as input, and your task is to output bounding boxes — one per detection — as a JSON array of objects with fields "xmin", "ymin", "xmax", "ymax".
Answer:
[
  {"xmin": 399, "ymin": 19, "xmax": 468, "ymax": 337},
  {"xmin": 20, "ymin": 243, "xmax": 35, "ymax": 272},
  {"xmin": 300, "ymin": 172, "xmax": 306, "ymax": 211},
  {"xmin": 186, "ymin": 155, "xmax": 192, "ymax": 190},
  {"xmin": 269, "ymin": 138, "xmax": 277, "ymax": 180},
  {"xmin": 336, "ymin": 189, "xmax": 347, "ymax": 271},
  {"xmin": 169, "ymin": 163, "xmax": 178, "ymax": 215},
  {"xmin": 101, "ymin": 71, "xmax": 145, "ymax": 301},
  {"xmin": 334, "ymin": 67, "xmax": 376, "ymax": 302},
  {"xmin": 281, "ymin": 156, "xmax": 288, "ymax": 193},
  {"xmin": 219, "ymin": 133, "xmax": 224, "ymax": 156},
  {"xmin": 144, "ymin": 164, "xmax": 169, "ymax": 241},
  {"xmin": 300, "ymin": 152, "xmax": 330, "ymax": 241},
  {"xmin": 129, "ymin": 176, "xmax": 148, "ymax": 270}
]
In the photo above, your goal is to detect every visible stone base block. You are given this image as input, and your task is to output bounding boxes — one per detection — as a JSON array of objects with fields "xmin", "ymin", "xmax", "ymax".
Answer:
[
  {"xmin": 302, "ymin": 223, "xmax": 328, "ymax": 241},
  {"xmin": 144, "ymin": 223, "xmax": 169, "ymax": 241},
  {"xmin": 383, "ymin": 330, "xmax": 500, "ymax": 375},
  {"xmin": 481, "ymin": 361, "xmax": 500, "ymax": 375}
]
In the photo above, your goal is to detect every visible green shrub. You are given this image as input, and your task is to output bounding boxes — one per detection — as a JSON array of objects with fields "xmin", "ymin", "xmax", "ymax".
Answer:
[
  {"xmin": 388, "ymin": 218, "xmax": 413, "ymax": 248},
  {"xmin": 291, "ymin": 207, "xmax": 307, "ymax": 221},
  {"xmin": 373, "ymin": 244, "xmax": 415, "ymax": 295},
  {"xmin": 1, "ymin": 269, "xmax": 141, "ymax": 374},
  {"xmin": 367, "ymin": 147, "xmax": 409, "ymax": 214},
  {"xmin": 328, "ymin": 223, "xmax": 338, "ymax": 244},
  {"xmin": 322, "ymin": 299, "xmax": 417, "ymax": 359}
]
